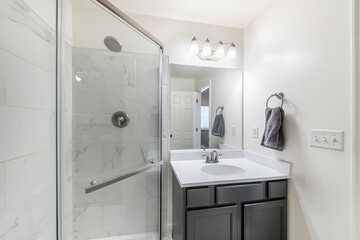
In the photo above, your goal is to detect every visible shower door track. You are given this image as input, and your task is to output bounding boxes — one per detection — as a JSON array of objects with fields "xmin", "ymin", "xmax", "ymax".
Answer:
[{"xmin": 85, "ymin": 161, "xmax": 163, "ymax": 193}]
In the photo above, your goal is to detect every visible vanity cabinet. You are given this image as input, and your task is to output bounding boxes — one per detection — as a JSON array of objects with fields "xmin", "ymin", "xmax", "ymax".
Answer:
[
  {"xmin": 187, "ymin": 206, "xmax": 237, "ymax": 240},
  {"xmin": 172, "ymin": 176, "xmax": 288, "ymax": 240}
]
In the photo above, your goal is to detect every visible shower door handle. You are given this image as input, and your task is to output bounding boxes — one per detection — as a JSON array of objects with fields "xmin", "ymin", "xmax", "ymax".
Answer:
[{"xmin": 85, "ymin": 160, "xmax": 163, "ymax": 194}]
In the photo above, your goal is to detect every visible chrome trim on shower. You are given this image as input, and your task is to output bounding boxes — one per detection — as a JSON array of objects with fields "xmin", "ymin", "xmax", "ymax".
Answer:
[
  {"xmin": 95, "ymin": 0, "xmax": 164, "ymax": 49},
  {"xmin": 85, "ymin": 161, "xmax": 163, "ymax": 194}
]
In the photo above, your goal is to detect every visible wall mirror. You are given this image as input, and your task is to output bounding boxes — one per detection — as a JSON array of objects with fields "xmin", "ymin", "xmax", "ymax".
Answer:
[{"xmin": 170, "ymin": 64, "xmax": 243, "ymax": 150}]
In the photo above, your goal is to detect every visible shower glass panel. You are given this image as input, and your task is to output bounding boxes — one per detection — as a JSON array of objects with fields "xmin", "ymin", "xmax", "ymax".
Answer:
[{"xmin": 61, "ymin": 1, "xmax": 162, "ymax": 239}]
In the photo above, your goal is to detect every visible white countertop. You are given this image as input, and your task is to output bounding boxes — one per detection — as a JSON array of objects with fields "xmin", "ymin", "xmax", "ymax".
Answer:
[{"xmin": 171, "ymin": 157, "xmax": 290, "ymax": 188}]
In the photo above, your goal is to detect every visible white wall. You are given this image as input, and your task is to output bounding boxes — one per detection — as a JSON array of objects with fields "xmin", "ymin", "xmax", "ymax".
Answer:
[
  {"xmin": 171, "ymin": 77, "xmax": 195, "ymax": 91},
  {"xmin": 129, "ymin": 13, "xmax": 244, "ymax": 69},
  {"xmin": 0, "ymin": 0, "xmax": 57, "ymax": 238},
  {"xmin": 243, "ymin": 0, "xmax": 353, "ymax": 239}
]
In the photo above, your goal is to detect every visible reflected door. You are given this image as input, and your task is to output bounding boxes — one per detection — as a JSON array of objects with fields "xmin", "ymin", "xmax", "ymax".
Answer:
[
  {"xmin": 65, "ymin": 1, "xmax": 162, "ymax": 239},
  {"xmin": 171, "ymin": 91, "xmax": 196, "ymax": 149}
]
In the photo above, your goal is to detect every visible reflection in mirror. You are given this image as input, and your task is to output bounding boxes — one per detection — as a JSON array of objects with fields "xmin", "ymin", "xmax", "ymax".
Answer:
[{"xmin": 170, "ymin": 64, "xmax": 243, "ymax": 150}]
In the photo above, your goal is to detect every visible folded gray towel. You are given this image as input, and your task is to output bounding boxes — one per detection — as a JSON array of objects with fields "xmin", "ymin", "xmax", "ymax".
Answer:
[
  {"xmin": 261, "ymin": 107, "xmax": 285, "ymax": 151},
  {"xmin": 212, "ymin": 114, "xmax": 225, "ymax": 138}
]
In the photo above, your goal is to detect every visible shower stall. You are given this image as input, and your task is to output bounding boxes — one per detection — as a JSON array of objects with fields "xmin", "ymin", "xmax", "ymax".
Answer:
[{"xmin": 59, "ymin": 0, "xmax": 165, "ymax": 239}]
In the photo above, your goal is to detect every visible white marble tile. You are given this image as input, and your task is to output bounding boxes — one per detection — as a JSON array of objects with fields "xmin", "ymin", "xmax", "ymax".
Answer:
[
  {"xmin": 73, "ymin": 144, "xmax": 103, "ymax": 174},
  {"xmin": 63, "ymin": 42, "xmax": 73, "ymax": 114},
  {"xmin": 0, "ymin": 108, "xmax": 54, "ymax": 162},
  {"xmin": 162, "ymin": 56, "xmax": 169, "ymax": 85},
  {"xmin": 136, "ymin": 54, "xmax": 159, "ymax": 88},
  {"xmin": 72, "ymin": 114, "xmax": 126, "ymax": 144},
  {"xmin": 103, "ymin": 84, "xmax": 126, "ymax": 114},
  {"xmin": 3, "ymin": 150, "xmax": 56, "ymax": 216},
  {"xmin": 135, "ymin": 171, "xmax": 159, "ymax": 199},
  {"xmin": 137, "ymin": 113, "xmax": 159, "ymax": 143},
  {"xmin": 0, "ymin": 187, "xmax": 56, "ymax": 240},
  {"xmin": 162, "ymin": 112, "xmax": 168, "ymax": 140},
  {"xmin": 73, "ymin": 204, "xmax": 103, "ymax": 233},
  {"xmin": 102, "ymin": 142, "xmax": 157, "ymax": 172},
  {"xmin": 37, "ymin": 222, "xmax": 57, "ymax": 240},
  {"xmin": 0, "ymin": 50, "xmax": 5, "ymax": 105},
  {"xmin": 102, "ymin": 198, "xmax": 158, "ymax": 234},
  {"xmin": 0, "ymin": 0, "xmax": 56, "ymax": 73},
  {"xmin": 73, "ymin": 81, "xmax": 103, "ymax": 114},
  {"xmin": 0, "ymin": 163, "xmax": 5, "ymax": 216},
  {"xmin": 63, "ymin": 113, "xmax": 73, "ymax": 145},
  {"xmin": 102, "ymin": 143, "xmax": 126, "ymax": 171},
  {"xmin": 73, "ymin": 48, "xmax": 135, "ymax": 87},
  {"xmin": 127, "ymin": 86, "xmax": 158, "ymax": 115},
  {"xmin": 62, "ymin": 146, "xmax": 74, "ymax": 240},
  {"xmin": 3, "ymin": 50, "xmax": 55, "ymax": 111},
  {"xmin": 162, "ymin": 85, "xmax": 168, "ymax": 113}
]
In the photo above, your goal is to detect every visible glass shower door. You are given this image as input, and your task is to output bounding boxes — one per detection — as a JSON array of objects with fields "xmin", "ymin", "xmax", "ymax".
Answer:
[{"xmin": 62, "ymin": 1, "xmax": 162, "ymax": 239}]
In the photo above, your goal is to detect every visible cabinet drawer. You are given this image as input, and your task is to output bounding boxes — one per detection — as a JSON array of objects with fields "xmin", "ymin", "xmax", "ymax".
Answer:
[
  {"xmin": 216, "ymin": 183, "xmax": 265, "ymax": 204},
  {"xmin": 268, "ymin": 181, "xmax": 287, "ymax": 199},
  {"xmin": 187, "ymin": 187, "xmax": 211, "ymax": 207}
]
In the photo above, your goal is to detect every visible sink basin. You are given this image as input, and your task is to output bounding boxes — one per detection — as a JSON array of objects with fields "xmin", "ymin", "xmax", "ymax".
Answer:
[{"xmin": 200, "ymin": 164, "xmax": 245, "ymax": 176}]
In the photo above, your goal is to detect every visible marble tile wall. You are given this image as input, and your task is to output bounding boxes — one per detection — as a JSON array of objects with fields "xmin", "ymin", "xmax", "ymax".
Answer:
[
  {"xmin": 62, "ymin": 41, "xmax": 74, "ymax": 240},
  {"xmin": 72, "ymin": 47, "xmax": 161, "ymax": 239},
  {"xmin": 0, "ymin": 0, "xmax": 57, "ymax": 239}
]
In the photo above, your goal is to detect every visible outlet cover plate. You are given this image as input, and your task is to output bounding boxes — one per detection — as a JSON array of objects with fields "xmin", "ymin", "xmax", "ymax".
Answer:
[{"xmin": 310, "ymin": 129, "xmax": 344, "ymax": 151}]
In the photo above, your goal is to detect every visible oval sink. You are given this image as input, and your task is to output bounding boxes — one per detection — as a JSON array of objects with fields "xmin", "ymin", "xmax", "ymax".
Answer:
[{"xmin": 201, "ymin": 164, "xmax": 245, "ymax": 176}]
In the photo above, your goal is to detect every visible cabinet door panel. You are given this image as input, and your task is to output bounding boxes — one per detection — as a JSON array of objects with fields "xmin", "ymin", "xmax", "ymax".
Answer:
[
  {"xmin": 187, "ymin": 205, "xmax": 237, "ymax": 240},
  {"xmin": 244, "ymin": 200, "xmax": 287, "ymax": 240}
]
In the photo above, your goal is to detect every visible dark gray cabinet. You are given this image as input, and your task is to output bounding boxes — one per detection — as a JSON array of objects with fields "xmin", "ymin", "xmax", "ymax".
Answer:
[
  {"xmin": 244, "ymin": 200, "xmax": 287, "ymax": 240},
  {"xmin": 173, "ymin": 175, "xmax": 288, "ymax": 240},
  {"xmin": 187, "ymin": 206, "xmax": 237, "ymax": 240}
]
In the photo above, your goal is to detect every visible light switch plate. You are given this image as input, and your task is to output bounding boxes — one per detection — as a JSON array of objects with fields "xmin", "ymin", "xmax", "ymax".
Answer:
[
  {"xmin": 252, "ymin": 127, "xmax": 259, "ymax": 139},
  {"xmin": 232, "ymin": 126, "xmax": 236, "ymax": 136},
  {"xmin": 310, "ymin": 129, "xmax": 344, "ymax": 151}
]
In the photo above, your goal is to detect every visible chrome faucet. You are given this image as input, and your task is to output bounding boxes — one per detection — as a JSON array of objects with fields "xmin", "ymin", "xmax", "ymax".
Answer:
[
  {"xmin": 202, "ymin": 150, "xmax": 222, "ymax": 163},
  {"xmin": 201, "ymin": 145, "xmax": 206, "ymax": 151}
]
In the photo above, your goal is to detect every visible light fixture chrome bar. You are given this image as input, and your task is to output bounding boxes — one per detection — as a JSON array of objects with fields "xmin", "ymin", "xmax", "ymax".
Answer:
[
  {"xmin": 95, "ymin": 0, "xmax": 164, "ymax": 49},
  {"xmin": 85, "ymin": 161, "xmax": 163, "ymax": 194}
]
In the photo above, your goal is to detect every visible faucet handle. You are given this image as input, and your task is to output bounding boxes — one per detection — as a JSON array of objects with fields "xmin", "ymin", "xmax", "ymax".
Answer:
[{"xmin": 202, "ymin": 154, "xmax": 211, "ymax": 163}]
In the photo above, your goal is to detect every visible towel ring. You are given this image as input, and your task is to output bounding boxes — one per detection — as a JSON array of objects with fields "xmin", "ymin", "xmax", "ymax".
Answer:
[
  {"xmin": 266, "ymin": 92, "xmax": 284, "ymax": 108},
  {"xmin": 216, "ymin": 106, "xmax": 224, "ymax": 114}
]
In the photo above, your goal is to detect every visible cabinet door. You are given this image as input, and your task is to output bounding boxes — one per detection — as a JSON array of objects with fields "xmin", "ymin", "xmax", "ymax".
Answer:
[
  {"xmin": 244, "ymin": 200, "xmax": 287, "ymax": 240},
  {"xmin": 187, "ymin": 205, "xmax": 237, "ymax": 240}
]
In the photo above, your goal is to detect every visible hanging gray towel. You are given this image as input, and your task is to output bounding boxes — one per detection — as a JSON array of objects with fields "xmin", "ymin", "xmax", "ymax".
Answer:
[
  {"xmin": 212, "ymin": 114, "xmax": 225, "ymax": 138},
  {"xmin": 261, "ymin": 107, "xmax": 285, "ymax": 151}
]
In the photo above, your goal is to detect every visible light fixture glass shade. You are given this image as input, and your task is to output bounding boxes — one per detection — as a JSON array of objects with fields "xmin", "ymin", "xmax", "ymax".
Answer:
[
  {"xmin": 227, "ymin": 43, "xmax": 237, "ymax": 59},
  {"xmin": 215, "ymin": 41, "xmax": 225, "ymax": 58},
  {"xmin": 189, "ymin": 36, "xmax": 199, "ymax": 56},
  {"xmin": 202, "ymin": 38, "xmax": 212, "ymax": 57}
]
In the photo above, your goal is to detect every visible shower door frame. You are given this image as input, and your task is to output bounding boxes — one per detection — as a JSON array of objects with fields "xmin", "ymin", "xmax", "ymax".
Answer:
[{"xmin": 56, "ymin": 0, "xmax": 164, "ymax": 239}]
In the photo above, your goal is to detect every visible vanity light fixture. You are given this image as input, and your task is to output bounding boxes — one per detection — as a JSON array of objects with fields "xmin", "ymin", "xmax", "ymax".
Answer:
[{"xmin": 189, "ymin": 36, "xmax": 237, "ymax": 61}]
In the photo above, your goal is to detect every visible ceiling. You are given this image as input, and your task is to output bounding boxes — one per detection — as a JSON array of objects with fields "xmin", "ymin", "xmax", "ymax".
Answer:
[{"xmin": 108, "ymin": 0, "xmax": 274, "ymax": 29}]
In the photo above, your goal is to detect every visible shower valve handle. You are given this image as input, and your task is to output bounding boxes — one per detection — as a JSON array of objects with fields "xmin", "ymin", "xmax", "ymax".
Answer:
[{"xmin": 117, "ymin": 116, "xmax": 125, "ymax": 125}]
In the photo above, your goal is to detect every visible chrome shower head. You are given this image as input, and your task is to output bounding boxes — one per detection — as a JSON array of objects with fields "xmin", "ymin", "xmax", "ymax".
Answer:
[{"xmin": 104, "ymin": 36, "xmax": 122, "ymax": 52}]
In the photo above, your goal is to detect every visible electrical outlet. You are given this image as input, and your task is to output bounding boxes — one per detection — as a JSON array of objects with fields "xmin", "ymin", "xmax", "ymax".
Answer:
[
  {"xmin": 310, "ymin": 129, "xmax": 344, "ymax": 151},
  {"xmin": 252, "ymin": 127, "xmax": 259, "ymax": 139},
  {"xmin": 232, "ymin": 126, "xmax": 236, "ymax": 136}
]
